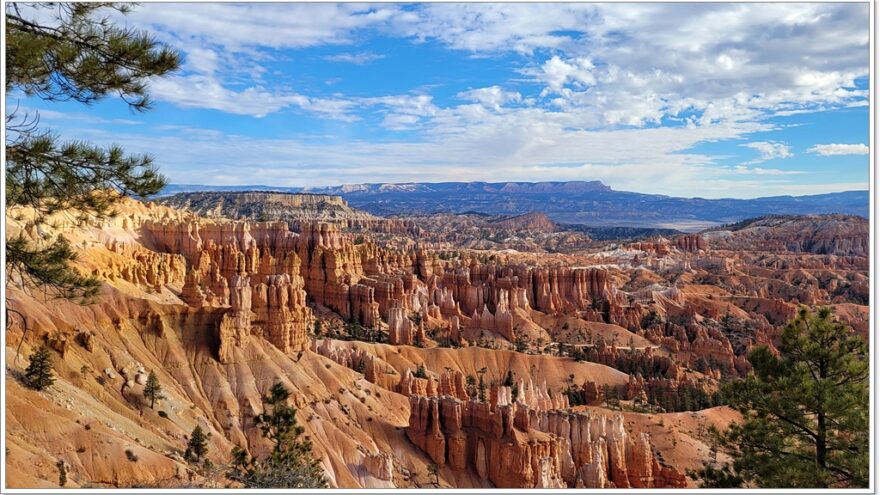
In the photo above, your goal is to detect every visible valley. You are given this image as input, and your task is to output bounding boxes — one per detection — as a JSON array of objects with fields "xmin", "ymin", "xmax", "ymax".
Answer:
[{"xmin": 4, "ymin": 191, "xmax": 869, "ymax": 488}]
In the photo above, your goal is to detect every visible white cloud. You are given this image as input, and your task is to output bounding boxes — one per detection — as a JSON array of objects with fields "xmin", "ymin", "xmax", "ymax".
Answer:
[
  {"xmin": 807, "ymin": 143, "xmax": 869, "ymax": 156},
  {"xmin": 124, "ymin": 4, "xmax": 397, "ymax": 51},
  {"xmin": 54, "ymin": 109, "xmax": 777, "ymax": 196},
  {"xmin": 148, "ymin": 75, "xmax": 359, "ymax": 119},
  {"xmin": 24, "ymin": 3, "xmax": 867, "ymax": 197},
  {"xmin": 740, "ymin": 141, "xmax": 793, "ymax": 165},
  {"xmin": 457, "ymin": 86, "xmax": 522, "ymax": 111},
  {"xmin": 118, "ymin": 3, "xmax": 867, "ymax": 130},
  {"xmin": 184, "ymin": 47, "xmax": 220, "ymax": 75},
  {"xmin": 389, "ymin": 3, "xmax": 596, "ymax": 53},
  {"xmin": 409, "ymin": 3, "xmax": 868, "ymax": 126},
  {"xmin": 537, "ymin": 56, "xmax": 596, "ymax": 95},
  {"xmin": 364, "ymin": 94, "xmax": 439, "ymax": 130},
  {"xmin": 323, "ymin": 52, "xmax": 385, "ymax": 65},
  {"xmin": 733, "ymin": 166, "xmax": 805, "ymax": 176}
]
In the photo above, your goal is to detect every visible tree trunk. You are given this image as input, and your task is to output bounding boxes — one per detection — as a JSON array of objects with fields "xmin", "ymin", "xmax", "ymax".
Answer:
[
  {"xmin": 816, "ymin": 412, "xmax": 826, "ymax": 468},
  {"xmin": 816, "ymin": 358, "xmax": 828, "ymax": 484}
]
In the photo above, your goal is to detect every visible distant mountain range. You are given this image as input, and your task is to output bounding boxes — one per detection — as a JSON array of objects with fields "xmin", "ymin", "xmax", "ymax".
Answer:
[{"xmin": 159, "ymin": 181, "xmax": 868, "ymax": 231}]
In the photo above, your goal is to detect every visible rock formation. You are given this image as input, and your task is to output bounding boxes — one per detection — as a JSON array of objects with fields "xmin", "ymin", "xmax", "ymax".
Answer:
[
  {"xmin": 5, "ymin": 196, "xmax": 866, "ymax": 489},
  {"xmin": 405, "ymin": 395, "xmax": 686, "ymax": 488}
]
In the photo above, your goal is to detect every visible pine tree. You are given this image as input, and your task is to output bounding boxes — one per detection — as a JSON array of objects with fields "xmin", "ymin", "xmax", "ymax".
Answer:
[
  {"xmin": 185, "ymin": 425, "xmax": 210, "ymax": 463},
  {"xmin": 414, "ymin": 363, "xmax": 428, "ymax": 379},
  {"xmin": 605, "ymin": 385, "xmax": 620, "ymax": 410},
  {"xmin": 711, "ymin": 308, "xmax": 869, "ymax": 488},
  {"xmin": 688, "ymin": 462, "xmax": 743, "ymax": 488},
  {"xmin": 465, "ymin": 374, "xmax": 477, "ymax": 398},
  {"xmin": 56, "ymin": 460, "xmax": 67, "ymax": 487},
  {"xmin": 427, "ymin": 462, "xmax": 440, "ymax": 486},
  {"xmin": 477, "ymin": 367, "xmax": 488, "ymax": 402},
  {"xmin": 143, "ymin": 370, "xmax": 164, "ymax": 409},
  {"xmin": 228, "ymin": 382, "xmax": 327, "ymax": 488},
  {"xmin": 503, "ymin": 370, "xmax": 514, "ymax": 387},
  {"xmin": 5, "ymin": 3, "xmax": 180, "ymax": 300},
  {"xmin": 24, "ymin": 345, "xmax": 55, "ymax": 390}
]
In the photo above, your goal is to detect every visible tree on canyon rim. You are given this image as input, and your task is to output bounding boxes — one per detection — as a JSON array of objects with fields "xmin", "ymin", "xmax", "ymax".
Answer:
[
  {"xmin": 704, "ymin": 307, "xmax": 868, "ymax": 488},
  {"xmin": 24, "ymin": 344, "xmax": 55, "ymax": 390},
  {"xmin": 228, "ymin": 382, "xmax": 327, "ymax": 488},
  {"xmin": 142, "ymin": 370, "xmax": 165, "ymax": 409},
  {"xmin": 5, "ymin": 3, "xmax": 179, "ymax": 301},
  {"xmin": 185, "ymin": 425, "xmax": 210, "ymax": 464}
]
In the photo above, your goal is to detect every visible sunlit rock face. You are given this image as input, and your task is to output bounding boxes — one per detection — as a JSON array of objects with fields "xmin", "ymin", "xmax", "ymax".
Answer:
[{"xmin": 4, "ymin": 197, "xmax": 866, "ymax": 488}]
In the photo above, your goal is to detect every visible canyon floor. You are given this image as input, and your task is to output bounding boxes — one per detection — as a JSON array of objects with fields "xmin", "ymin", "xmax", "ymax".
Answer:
[{"xmin": 4, "ymin": 192, "xmax": 869, "ymax": 489}]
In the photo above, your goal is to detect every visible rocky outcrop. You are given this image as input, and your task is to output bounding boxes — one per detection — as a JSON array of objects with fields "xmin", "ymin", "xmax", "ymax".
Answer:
[
  {"xmin": 490, "ymin": 212, "xmax": 556, "ymax": 232},
  {"xmin": 217, "ymin": 274, "xmax": 253, "ymax": 363},
  {"xmin": 313, "ymin": 339, "xmax": 386, "ymax": 386},
  {"xmin": 143, "ymin": 218, "xmax": 314, "ymax": 362},
  {"xmin": 363, "ymin": 452, "xmax": 394, "ymax": 481},
  {"xmin": 405, "ymin": 395, "xmax": 685, "ymax": 488},
  {"xmin": 674, "ymin": 234, "xmax": 707, "ymax": 253},
  {"xmin": 180, "ymin": 269, "xmax": 206, "ymax": 307},
  {"xmin": 101, "ymin": 241, "xmax": 186, "ymax": 289},
  {"xmin": 397, "ymin": 369, "xmax": 436, "ymax": 397},
  {"xmin": 406, "ymin": 395, "xmax": 566, "ymax": 488},
  {"xmin": 704, "ymin": 215, "xmax": 868, "ymax": 256},
  {"xmin": 6, "ymin": 195, "xmax": 867, "ymax": 489}
]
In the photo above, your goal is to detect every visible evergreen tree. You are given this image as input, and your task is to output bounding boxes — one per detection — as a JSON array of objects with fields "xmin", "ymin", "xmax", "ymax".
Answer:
[
  {"xmin": 465, "ymin": 374, "xmax": 477, "ymax": 398},
  {"xmin": 712, "ymin": 308, "xmax": 868, "ymax": 488},
  {"xmin": 229, "ymin": 382, "xmax": 327, "ymax": 488},
  {"xmin": 681, "ymin": 386, "xmax": 694, "ymax": 411},
  {"xmin": 600, "ymin": 384, "xmax": 610, "ymax": 407},
  {"xmin": 605, "ymin": 385, "xmax": 620, "ymax": 410},
  {"xmin": 503, "ymin": 370, "xmax": 514, "ymax": 387},
  {"xmin": 24, "ymin": 344, "xmax": 55, "ymax": 390},
  {"xmin": 56, "ymin": 460, "xmax": 67, "ymax": 487},
  {"xmin": 414, "ymin": 363, "xmax": 428, "ymax": 379},
  {"xmin": 5, "ymin": 3, "xmax": 179, "ymax": 300},
  {"xmin": 354, "ymin": 359, "xmax": 367, "ymax": 374},
  {"xmin": 142, "ymin": 370, "xmax": 164, "ymax": 409},
  {"xmin": 477, "ymin": 367, "xmax": 488, "ymax": 402},
  {"xmin": 688, "ymin": 462, "xmax": 744, "ymax": 488},
  {"xmin": 426, "ymin": 462, "xmax": 440, "ymax": 486},
  {"xmin": 185, "ymin": 425, "xmax": 210, "ymax": 463}
]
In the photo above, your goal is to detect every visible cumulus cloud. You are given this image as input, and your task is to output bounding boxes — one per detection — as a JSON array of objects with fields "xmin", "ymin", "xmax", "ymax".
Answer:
[
  {"xmin": 43, "ymin": 3, "xmax": 867, "ymax": 196},
  {"xmin": 740, "ymin": 141, "xmax": 793, "ymax": 165},
  {"xmin": 807, "ymin": 143, "xmax": 869, "ymax": 156},
  {"xmin": 400, "ymin": 3, "xmax": 867, "ymax": 125},
  {"xmin": 537, "ymin": 56, "xmax": 596, "ymax": 95},
  {"xmin": 388, "ymin": 3, "xmax": 596, "ymax": 53},
  {"xmin": 457, "ymin": 86, "xmax": 522, "ymax": 111},
  {"xmin": 124, "ymin": 3, "xmax": 867, "ymax": 127}
]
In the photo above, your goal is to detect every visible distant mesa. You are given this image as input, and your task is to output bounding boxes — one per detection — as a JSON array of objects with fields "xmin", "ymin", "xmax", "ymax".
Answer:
[
  {"xmin": 703, "ymin": 214, "xmax": 869, "ymax": 256},
  {"xmin": 490, "ymin": 212, "xmax": 557, "ymax": 232},
  {"xmin": 158, "ymin": 190, "xmax": 375, "ymax": 231},
  {"xmin": 160, "ymin": 181, "xmax": 869, "ymax": 231}
]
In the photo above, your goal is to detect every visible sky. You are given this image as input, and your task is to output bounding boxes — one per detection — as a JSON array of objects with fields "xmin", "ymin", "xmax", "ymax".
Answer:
[{"xmin": 9, "ymin": 3, "xmax": 872, "ymax": 198}]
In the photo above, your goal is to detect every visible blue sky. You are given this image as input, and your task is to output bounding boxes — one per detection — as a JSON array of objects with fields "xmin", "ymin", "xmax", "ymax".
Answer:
[{"xmin": 9, "ymin": 3, "xmax": 871, "ymax": 198}]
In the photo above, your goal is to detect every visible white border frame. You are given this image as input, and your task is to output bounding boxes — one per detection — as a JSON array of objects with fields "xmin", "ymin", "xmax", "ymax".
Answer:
[{"xmin": 0, "ymin": 0, "xmax": 875, "ymax": 493}]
